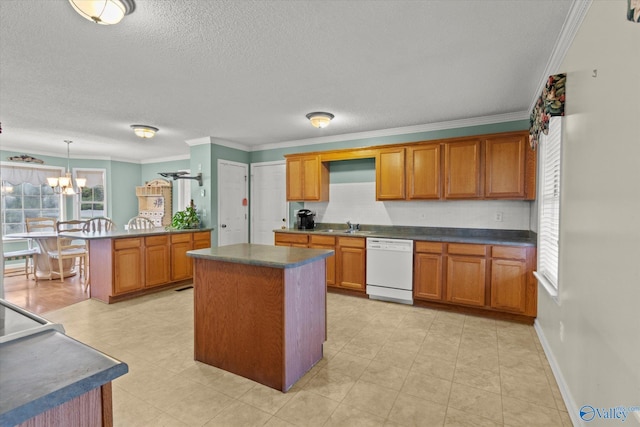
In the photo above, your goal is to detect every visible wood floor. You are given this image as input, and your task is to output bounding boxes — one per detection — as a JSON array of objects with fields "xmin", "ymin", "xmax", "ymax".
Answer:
[{"xmin": 2, "ymin": 269, "xmax": 89, "ymax": 315}]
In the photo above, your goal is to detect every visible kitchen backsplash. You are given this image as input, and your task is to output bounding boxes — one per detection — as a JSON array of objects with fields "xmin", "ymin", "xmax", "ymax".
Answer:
[{"xmin": 304, "ymin": 182, "xmax": 532, "ymax": 230}]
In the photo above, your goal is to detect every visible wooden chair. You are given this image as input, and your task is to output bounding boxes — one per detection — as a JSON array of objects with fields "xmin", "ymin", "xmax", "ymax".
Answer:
[
  {"xmin": 49, "ymin": 220, "xmax": 89, "ymax": 291},
  {"xmin": 127, "ymin": 216, "xmax": 156, "ymax": 230},
  {"xmin": 26, "ymin": 217, "xmax": 57, "ymax": 232},
  {"xmin": 83, "ymin": 217, "xmax": 116, "ymax": 232},
  {"xmin": 21, "ymin": 217, "xmax": 57, "ymax": 281}
]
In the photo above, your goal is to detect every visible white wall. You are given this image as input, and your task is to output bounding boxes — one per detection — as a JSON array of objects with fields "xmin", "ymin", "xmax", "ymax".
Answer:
[
  {"xmin": 306, "ymin": 182, "xmax": 532, "ymax": 230},
  {"xmin": 536, "ymin": 1, "xmax": 640, "ymax": 426}
]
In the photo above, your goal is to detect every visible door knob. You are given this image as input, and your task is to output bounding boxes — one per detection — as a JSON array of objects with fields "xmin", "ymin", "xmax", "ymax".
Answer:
[{"xmin": 221, "ymin": 224, "xmax": 227, "ymax": 228}]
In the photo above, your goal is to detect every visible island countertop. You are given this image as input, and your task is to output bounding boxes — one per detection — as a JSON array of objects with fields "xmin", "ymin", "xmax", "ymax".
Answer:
[
  {"xmin": 59, "ymin": 227, "xmax": 213, "ymax": 240},
  {"xmin": 187, "ymin": 243, "xmax": 333, "ymax": 269}
]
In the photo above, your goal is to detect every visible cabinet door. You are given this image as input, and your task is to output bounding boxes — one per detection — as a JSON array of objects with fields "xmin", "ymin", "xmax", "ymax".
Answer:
[
  {"xmin": 337, "ymin": 237, "xmax": 366, "ymax": 291},
  {"xmin": 274, "ymin": 232, "xmax": 308, "ymax": 247},
  {"xmin": 406, "ymin": 144, "xmax": 441, "ymax": 199},
  {"xmin": 302, "ymin": 156, "xmax": 322, "ymax": 201},
  {"xmin": 113, "ymin": 239, "xmax": 144, "ymax": 295},
  {"xmin": 446, "ymin": 255, "xmax": 486, "ymax": 306},
  {"xmin": 376, "ymin": 147, "xmax": 405, "ymax": 200},
  {"xmin": 485, "ymin": 135, "xmax": 526, "ymax": 198},
  {"xmin": 192, "ymin": 231, "xmax": 211, "ymax": 250},
  {"xmin": 171, "ymin": 234, "xmax": 193, "ymax": 281},
  {"xmin": 444, "ymin": 140, "xmax": 482, "ymax": 199},
  {"xmin": 144, "ymin": 235, "xmax": 170, "ymax": 287},
  {"xmin": 490, "ymin": 258, "xmax": 527, "ymax": 313},
  {"xmin": 414, "ymin": 253, "xmax": 443, "ymax": 300},
  {"xmin": 309, "ymin": 235, "xmax": 336, "ymax": 287},
  {"xmin": 286, "ymin": 157, "xmax": 304, "ymax": 201}
]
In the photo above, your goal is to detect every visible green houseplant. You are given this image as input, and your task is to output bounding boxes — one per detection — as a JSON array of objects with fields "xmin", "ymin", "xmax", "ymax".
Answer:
[{"xmin": 170, "ymin": 205, "xmax": 201, "ymax": 229}]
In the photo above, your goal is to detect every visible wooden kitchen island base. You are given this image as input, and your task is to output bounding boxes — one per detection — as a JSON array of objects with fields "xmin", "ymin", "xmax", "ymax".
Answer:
[{"xmin": 189, "ymin": 244, "xmax": 332, "ymax": 392}]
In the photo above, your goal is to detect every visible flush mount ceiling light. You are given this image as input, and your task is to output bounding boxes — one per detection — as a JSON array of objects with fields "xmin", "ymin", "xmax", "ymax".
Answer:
[
  {"xmin": 131, "ymin": 124, "xmax": 158, "ymax": 139},
  {"xmin": 68, "ymin": 0, "xmax": 135, "ymax": 25},
  {"xmin": 306, "ymin": 112, "xmax": 334, "ymax": 129}
]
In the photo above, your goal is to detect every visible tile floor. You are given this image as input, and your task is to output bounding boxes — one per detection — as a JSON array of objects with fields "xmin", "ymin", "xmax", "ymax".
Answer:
[{"xmin": 43, "ymin": 289, "xmax": 573, "ymax": 427}]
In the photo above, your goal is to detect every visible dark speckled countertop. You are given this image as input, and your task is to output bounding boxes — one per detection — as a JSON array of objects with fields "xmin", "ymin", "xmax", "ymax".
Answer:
[
  {"xmin": 276, "ymin": 224, "xmax": 536, "ymax": 247},
  {"xmin": 187, "ymin": 243, "xmax": 334, "ymax": 268}
]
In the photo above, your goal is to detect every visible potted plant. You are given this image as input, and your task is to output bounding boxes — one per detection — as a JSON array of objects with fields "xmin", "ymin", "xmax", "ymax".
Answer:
[{"xmin": 170, "ymin": 204, "xmax": 201, "ymax": 230}]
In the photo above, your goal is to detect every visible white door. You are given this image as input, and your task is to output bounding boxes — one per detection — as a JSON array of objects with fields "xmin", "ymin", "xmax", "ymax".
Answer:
[
  {"xmin": 250, "ymin": 161, "xmax": 288, "ymax": 245},
  {"xmin": 218, "ymin": 160, "xmax": 249, "ymax": 246}
]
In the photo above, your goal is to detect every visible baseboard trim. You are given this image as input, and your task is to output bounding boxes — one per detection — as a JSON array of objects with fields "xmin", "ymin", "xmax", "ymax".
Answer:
[{"xmin": 534, "ymin": 319, "xmax": 584, "ymax": 427}]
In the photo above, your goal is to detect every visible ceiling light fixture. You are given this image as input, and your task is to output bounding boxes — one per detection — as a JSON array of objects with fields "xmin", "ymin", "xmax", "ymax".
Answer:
[
  {"xmin": 131, "ymin": 124, "xmax": 159, "ymax": 139},
  {"xmin": 306, "ymin": 112, "xmax": 334, "ymax": 129},
  {"xmin": 68, "ymin": 0, "xmax": 135, "ymax": 25},
  {"xmin": 47, "ymin": 140, "xmax": 86, "ymax": 195}
]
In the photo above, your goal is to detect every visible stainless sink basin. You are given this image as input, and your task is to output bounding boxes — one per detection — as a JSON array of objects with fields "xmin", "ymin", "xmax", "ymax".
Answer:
[{"xmin": 316, "ymin": 229, "xmax": 373, "ymax": 235}]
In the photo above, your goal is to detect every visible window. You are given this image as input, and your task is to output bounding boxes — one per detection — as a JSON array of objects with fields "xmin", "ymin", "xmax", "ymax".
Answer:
[
  {"xmin": 535, "ymin": 116, "xmax": 562, "ymax": 297},
  {"xmin": 1, "ymin": 163, "xmax": 64, "ymax": 236},
  {"xmin": 74, "ymin": 169, "xmax": 107, "ymax": 219}
]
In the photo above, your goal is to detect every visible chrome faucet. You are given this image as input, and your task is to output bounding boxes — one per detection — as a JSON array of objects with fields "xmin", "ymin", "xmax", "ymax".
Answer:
[{"xmin": 346, "ymin": 220, "xmax": 360, "ymax": 232}]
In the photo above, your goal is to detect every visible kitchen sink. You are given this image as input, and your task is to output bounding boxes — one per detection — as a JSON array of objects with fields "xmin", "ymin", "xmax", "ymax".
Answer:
[{"xmin": 316, "ymin": 229, "xmax": 373, "ymax": 234}]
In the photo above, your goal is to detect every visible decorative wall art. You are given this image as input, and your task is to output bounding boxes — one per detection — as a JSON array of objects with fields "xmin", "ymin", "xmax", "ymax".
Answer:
[{"xmin": 529, "ymin": 73, "xmax": 566, "ymax": 150}]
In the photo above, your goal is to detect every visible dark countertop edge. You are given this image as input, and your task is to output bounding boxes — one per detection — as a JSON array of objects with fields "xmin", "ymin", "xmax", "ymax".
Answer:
[
  {"xmin": 187, "ymin": 245, "xmax": 334, "ymax": 269},
  {"xmin": 60, "ymin": 228, "xmax": 213, "ymax": 240},
  {"xmin": 275, "ymin": 226, "xmax": 537, "ymax": 247},
  {"xmin": 0, "ymin": 330, "xmax": 128, "ymax": 427}
]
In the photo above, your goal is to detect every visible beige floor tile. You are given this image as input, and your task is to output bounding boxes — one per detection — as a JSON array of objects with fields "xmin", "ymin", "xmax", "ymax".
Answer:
[
  {"xmin": 342, "ymin": 336, "xmax": 386, "ymax": 359},
  {"xmin": 502, "ymin": 396, "xmax": 563, "ymax": 427},
  {"xmin": 324, "ymin": 351, "xmax": 372, "ymax": 377},
  {"xmin": 500, "ymin": 368, "xmax": 557, "ymax": 409},
  {"xmin": 444, "ymin": 407, "xmax": 503, "ymax": 427},
  {"xmin": 341, "ymin": 380, "xmax": 399, "ymax": 419},
  {"xmin": 264, "ymin": 417, "xmax": 296, "ymax": 427},
  {"xmin": 448, "ymin": 383, "xmax": 503, "ymax": 424},
  {"xmin": 411, "ymin": 352, "xmax": 457, "ymax": 381},
  {"xmin": 162, "ymin": 385, "xmax": 234, "ymax": 426},
  {"xmin": 388, "ymin": 392, "xmax": 447, "ymax": 426},
  {"xmin": 324, "ymin": 403, "xmax": 386, "ymax": 426},
  {"xmin": 453, "ymin": 364, "xmax": 501, "ymax": 394},
  {"xmin": 558, "ymin": 410, "xmax": 573, "ymax": 427},
  {"xmin": 401, "ymin": 371, "xmax": 452, "ymax": 406},
  {"xmin": 274, "ymin": 390, "xmax": 339, "ymax": 426},
  {"xmin": 360, "ymin": 360, "xmax": 410, "ymax": 391},
  {"xmin": 112, "ymin": 386, "xmax": 166, "ymax": 427},
  {"xmin": 456, "ymin": 348, "xmax": 500, "ymax": 374},
  {"xmin": 239, "ymin": 383, "xmax": 297, "ymax": 415},
  {"xmin": 142, "ymin": 411, "xmax": 191, "ymax": 426},
  {"xmin": 205, "ymin": 400, "xmax": 272, "ymax": 426},
  {"xmin": 304, "ymin": 367, "xmax": 357, "ymax": 401},
  {"xmin": 374, "ymin": 343, "xmax": 419, "ymax": 370}
]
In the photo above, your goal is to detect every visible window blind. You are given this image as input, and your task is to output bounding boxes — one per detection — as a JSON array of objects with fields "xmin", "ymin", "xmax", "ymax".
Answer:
[{"xmin": 538, "ymin": 116, "xmax": 562, "ymax": 290}]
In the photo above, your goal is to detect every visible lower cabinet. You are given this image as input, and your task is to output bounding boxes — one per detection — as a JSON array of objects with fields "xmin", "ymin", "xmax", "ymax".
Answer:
[
  {"xmin": 274, "ymin": 233, "xmax": 309, "ymax": 248},
  {"xmin": 336, "ymin": 237, "xmax": 366, "ymax": 292},
  {"xmin": 171, "ymin": 233, "xmax": 193, "ymax": 282},
  {"xmin": 113, "ymin": 238, "xmax": 144, "ymax": 295},
  {"xmin": 413, "ymin": 242, "xmax": 444, "ymax": 300},
  {"xmin": 309, "ymin": 234, "xmax": 336, "ymax": 287},
  {"xmin": 145, "ymin": 235, "xmax": 170, "ymax": 287},
  {"xmin": 490, "ymin": 246, "xmax": 529, "ymax": 314}
]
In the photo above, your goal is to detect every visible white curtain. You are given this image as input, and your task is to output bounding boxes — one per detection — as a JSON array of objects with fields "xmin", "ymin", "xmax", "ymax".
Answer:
[{"xmin": 0, "ymin": 163, "xmax": 63, "ymax": 186}]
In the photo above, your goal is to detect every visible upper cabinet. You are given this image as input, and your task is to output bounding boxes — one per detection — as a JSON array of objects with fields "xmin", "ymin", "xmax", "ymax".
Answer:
[
  {"xmin": 285, "ymin": 130, "xmax": 534, "ymax": 202},
  {"xmin": 406, "ymin": 143, "xmax": 441, "ymax": 200},
  {"xmin": 286, "ymin": 155, "xmax": 329, "ymax": 201},
  {"xmin": 376, "ymin": 147, "xmax": 405, "ymax": 200},
  {"xmin": 444, "ymin": 139, "xmax": 482, "ymax": 199}
]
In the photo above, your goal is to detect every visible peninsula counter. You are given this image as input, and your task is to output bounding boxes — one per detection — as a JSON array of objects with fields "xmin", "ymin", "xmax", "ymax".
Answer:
[{"xmin": 187, "ymin": 244, "xmax": 333, "ymax": 392}]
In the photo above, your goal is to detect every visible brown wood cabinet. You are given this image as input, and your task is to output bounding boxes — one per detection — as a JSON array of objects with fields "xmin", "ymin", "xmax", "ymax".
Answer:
[
  {"xmin": 145, "ymin": 235, "xmax": 170, "ymax": 287},
  {"xmin": 376, "ymin": 147, "xmax": 405, "ymax": 200},
  {"xmin": 113, "ymin": 238, "xmax": 144, "ymax": 295},
  {"xmin": 309, "ymin": 234, "xmax": 336, "ymax": 287},
  {"xmin": 445, "ymin": 243, "xmax": 487, "ymax": 307},
  {"xmin": 285, "ymin": 155, "xmax": 329, "ymax": 201},
  {"xmin": 406, "ymin": 143, "xmax": 441, "ymax": 200},
  {"xmin": 490, "ymin": 246, "xmax": 529, "ymax": 314},
  {"xmin": 336, "ymin": 237, "xmax": 366, "ymax": 292},
  {"xmin": 170, "ymin": 233, "xmax": 193, "ymax": 282},
  {"xmin": 413, "ymin": 241, "xmax": 444, "ymax": 301},
  {"xmin": 274, "ymin": 232, "xmax": 309, "ymax": 248},
  {"xmin": 485, "ymin": 134, "xmax": 526, "ymax": 198},
  {"xmin": 444, "ymin": 139, "xmax": 482, "ymax": 199}
]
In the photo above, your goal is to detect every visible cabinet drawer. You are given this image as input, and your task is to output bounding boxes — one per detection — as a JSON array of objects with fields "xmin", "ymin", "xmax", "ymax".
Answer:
[
  {"xmin": 447, "ymin": 243, "xmax": 487, "ymax": 256},
  {"xmin": 275, "ymin": 233, "xmax": 309, "ymax": 245},
  {"xmin": 193, "ymin": 231, "xmax": 210, "ymax": 243},
  {"xmin": 146, "ymin": 235, "xmax": 168, "ymax": 246},
  {"xmin": 492, "ymin": 246, "xmax": 526, "ymax": 260},
  {"xmin": 171, "ymin": 233, "xmax": 192, "ymax": 244},
  {"xmin": 415, "ymin": 241, "xmax": 443, "ymax": 254},
  {"xmin": 309, "ymin": 234, "xmax": 335, "ymax": 245},
  {"xmin": 337, "ymin": 237, "xmax": 365, "ymax": 248},
  {"xmin": 114, "ymin": 238, "xmax": 142, "ymax": 250}
]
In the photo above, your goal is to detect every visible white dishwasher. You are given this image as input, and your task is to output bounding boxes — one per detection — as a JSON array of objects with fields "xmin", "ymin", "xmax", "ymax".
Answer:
[{"xmin": 366, "ymin": 238, "xmax": 414, "ymax": 305}]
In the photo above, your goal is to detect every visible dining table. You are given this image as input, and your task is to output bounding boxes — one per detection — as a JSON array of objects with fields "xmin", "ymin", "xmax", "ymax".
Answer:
[{"xmin": 5, "ymin": 231, "xmax": 77, "ymax": 280}]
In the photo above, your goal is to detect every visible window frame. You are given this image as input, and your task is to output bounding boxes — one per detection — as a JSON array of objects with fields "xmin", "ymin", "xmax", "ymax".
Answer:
[
  {"xmin": 74, "ymin": 168, "xmax": 107, "ymax": 220},
  {"xmin": 534, "ymin": 116, "xmax": 563, "ymax": 299}
]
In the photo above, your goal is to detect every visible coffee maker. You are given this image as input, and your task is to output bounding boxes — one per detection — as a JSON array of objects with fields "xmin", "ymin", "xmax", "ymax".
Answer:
[{"xmin": 296, "ymin": 209, "xmax": 316, "ymax": 230}]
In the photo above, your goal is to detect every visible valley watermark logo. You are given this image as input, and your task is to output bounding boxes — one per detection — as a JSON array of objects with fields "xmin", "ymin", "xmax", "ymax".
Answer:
[{"xmin": 580, "ymin": 405, "xmax": 640, "ymax": 422}]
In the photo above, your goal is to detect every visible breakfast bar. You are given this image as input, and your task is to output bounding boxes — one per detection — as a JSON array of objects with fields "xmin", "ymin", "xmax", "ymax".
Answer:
[{"xmin": 187, "ymin": 244, "xmax": 333, "ymax": 392}]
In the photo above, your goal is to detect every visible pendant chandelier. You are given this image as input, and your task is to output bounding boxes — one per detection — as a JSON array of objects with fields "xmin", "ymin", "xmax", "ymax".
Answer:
[{"xmin": 47, "ymin": 140, "xmax": 86, "ymax": 195}]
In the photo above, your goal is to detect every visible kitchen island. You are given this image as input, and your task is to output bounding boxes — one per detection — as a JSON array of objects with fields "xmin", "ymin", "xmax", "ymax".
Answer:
[{"xmin": 187, "ymin": 244, "xmax": 333, "ymax": 392}]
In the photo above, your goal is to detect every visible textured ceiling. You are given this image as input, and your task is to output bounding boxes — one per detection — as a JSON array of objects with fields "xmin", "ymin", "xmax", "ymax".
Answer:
[{"xmin": 0, "ymin": 0, "xmax": 573, "ymax": 163}]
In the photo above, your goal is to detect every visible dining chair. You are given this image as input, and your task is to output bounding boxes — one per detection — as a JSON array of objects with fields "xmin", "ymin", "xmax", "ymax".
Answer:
[
  {"xmin": 83, "ymin": 216, "xmax": 116, "ymax": 232},
  {"xmin": 127, "ymin": 216, "xmax": 156, "ymax": 230},
  {"xmin": 23, "ymin": 217, "xmax": 57, "ymax": 281},
  {"xmin": 49, "ymin": 220, "xmax": 89, "ymax": 291}
]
